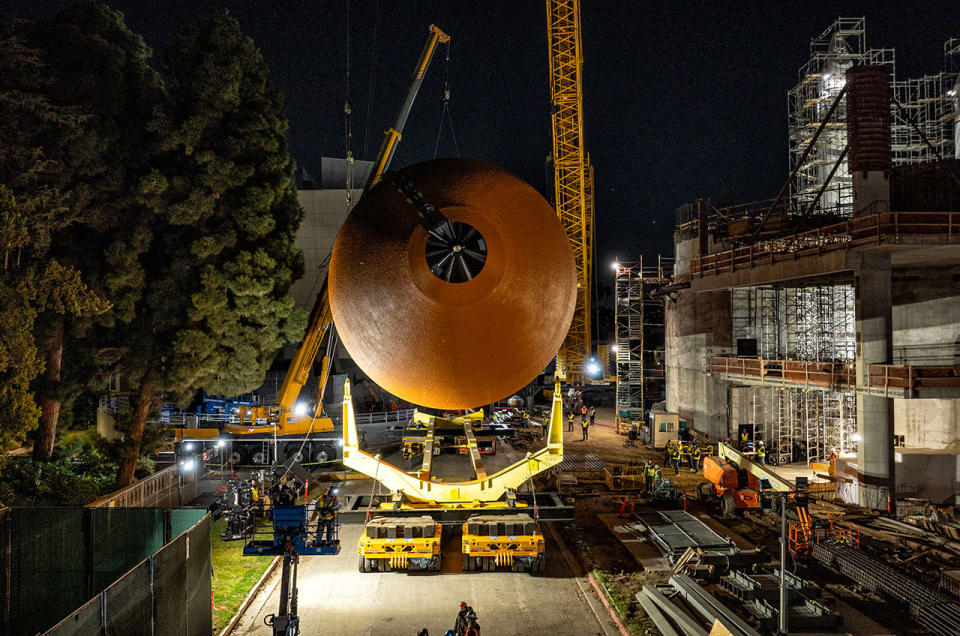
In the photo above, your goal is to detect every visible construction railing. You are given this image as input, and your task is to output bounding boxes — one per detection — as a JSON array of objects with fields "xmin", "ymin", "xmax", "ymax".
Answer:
[
  {"xmin": 706, "ymin": 356, "xmax": 855, "ymax": 391},
  {"xmin": 867, "ymin": 364, "xmax": 960, "ymax": 396},
  {"xmin": 708, "ymin": 355, "xmax": 960, "ymax": 396},
  {"xmin": 692, "ymin": 211, "xmax": 960, "ymax": 277}
]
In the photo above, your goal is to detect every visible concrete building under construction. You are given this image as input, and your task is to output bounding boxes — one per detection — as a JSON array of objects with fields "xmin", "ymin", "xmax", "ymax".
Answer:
[{"xmin": 666, "ymin": 18, "xmax": 960, "ymax": 512}]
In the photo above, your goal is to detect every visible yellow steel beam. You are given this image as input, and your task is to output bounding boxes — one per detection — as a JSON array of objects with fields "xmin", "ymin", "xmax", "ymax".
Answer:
[
  {"xmin": 342, "ymin": 379, "xmax": 564, "ymax": 503},
  {"xmin": 463, "ymin": 423, "xmax": 487, "ymax": 480},
  {"xmin": 717, "ymin": 442, "xmax": 794, "ymax": 492},
  {"xmin": 419, "ymin": 422, "xmax": 435, "ymax": 480},
  {"xmin": 547, "ymin": 0, "xmax": 592, "ymax": 382}
]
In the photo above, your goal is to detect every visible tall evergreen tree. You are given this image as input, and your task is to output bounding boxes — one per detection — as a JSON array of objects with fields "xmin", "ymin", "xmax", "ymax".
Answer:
[
  {"xmin": 25, "ymin": 2, "xmax": 165, "ymax": 461},
  {"xmin": 0, "ymin": 21, "xmax": 109, "ymax": 450},
  {"xmin": 114, "ymin": 9, "xmax": 305, "ymax": 485}
]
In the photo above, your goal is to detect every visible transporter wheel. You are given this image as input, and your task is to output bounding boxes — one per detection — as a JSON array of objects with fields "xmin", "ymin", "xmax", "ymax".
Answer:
[
  {"xmin": 530, "ymin": 555, "xmax": 545, "ymax": 575},
  {"xmin": 383, "ymin": 559, "xmax": 392, "ymax": 572},
  {"xmin": 432, "ymin": 556, "xmax": 442, "ymax": 571},
  {"xmin": 462, "ymin": 554, "xmax": 470, "ymax": 572},
  {"xmin": 358, "ymin": 554, "xmax": 365, "ymax": 572},
  {"xmin": 720, "ymin": 492, "xmax": 736, "ymax": 519},
  {"xmin": 250, "ymin": 449, "xmax": 268, "ymax": 465},
  {"xmin": 362, "ymin": 557, "xmax": 373, "ymax": 573},
  {"xmin": 485, "ymin": 557, "xmax": 494, "ymax": 572}
]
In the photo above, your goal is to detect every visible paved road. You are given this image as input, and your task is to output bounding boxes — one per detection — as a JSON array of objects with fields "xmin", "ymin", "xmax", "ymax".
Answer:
[{"xmin": 232, "ymin": 522, "xmax": 615, "ymax": 636}]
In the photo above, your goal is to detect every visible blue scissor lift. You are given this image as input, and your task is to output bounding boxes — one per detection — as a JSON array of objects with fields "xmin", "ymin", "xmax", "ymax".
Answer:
[{"xmin": 243, "ymin": 504, "xmax": 340, "ymax": 636}]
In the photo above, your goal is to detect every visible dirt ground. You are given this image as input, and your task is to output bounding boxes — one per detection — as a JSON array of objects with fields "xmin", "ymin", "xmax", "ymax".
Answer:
[{"xmin": 553, "ymin": 406, "xmax": 920, "ymax": 635}]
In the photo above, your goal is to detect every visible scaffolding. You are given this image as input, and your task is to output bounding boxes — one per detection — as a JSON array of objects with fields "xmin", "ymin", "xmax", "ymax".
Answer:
[
  {"xmin": 892, "ymin": 72, "xmax": 957, "ymax": 164},
  {"xmin": 788, "ymin": 18, "xmax": 958, "ymax": 218},
  {"xmin": 730, "ymin": 282, "xmax": 856, "ymax": 464},
  {"xmin": 614, "ymin": 256, "xmax": 672, "ymax": 419}
]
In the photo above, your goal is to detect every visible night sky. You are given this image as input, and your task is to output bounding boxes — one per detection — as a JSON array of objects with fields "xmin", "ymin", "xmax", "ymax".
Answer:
[{"xmin": 3, "ymin": 1, "xmax": 958, "ymax": 282}]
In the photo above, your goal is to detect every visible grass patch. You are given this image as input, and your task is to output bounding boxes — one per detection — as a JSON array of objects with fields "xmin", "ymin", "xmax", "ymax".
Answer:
[
  {"xmin": 591, "ymin": 569, "xmax": 650, "ymax": 635},
  {"xmin": 210, "ymin": 517, "xmax": 274, "ymax": 633}
]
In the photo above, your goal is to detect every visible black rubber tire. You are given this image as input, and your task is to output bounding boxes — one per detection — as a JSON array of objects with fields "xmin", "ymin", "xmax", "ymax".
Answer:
[
  {"xmin": 284, "ymin": 444, "xmax": 306, "ymax": 464},
  {"xmin": 358, "ymin": 554, "xmax": 365, "ymax": 572},
  {"xmin": 313, "ymin": 444, "xmax": 336, "ymax": 463},
  {"xmin": 721, "ymin": 492, "xmax": 736, "ymax": 518},
  {"xmin": 433, "ymin": 556, "xmax": 442, "ymax": 571},
  {"xmin": 462, "ymin": 554, "xmax": 470, "ymax": 572},
  {"xmin": 229, "ymin": 447, "xmax": 247, "ymax": 465},
  {"xmin": 696, "ymin": 482, "xmax": 712, "ymax": 502},
  {"xmin": 383, "ymin": 559, "xmax": 392, "ymax": 572},
  {"xmin": 362, "ymin": 557, "xmax": 372, "ymax": 573},
  {"xmin": 250, "ymin": 449, "xmax": 268, "ymax": 465}
]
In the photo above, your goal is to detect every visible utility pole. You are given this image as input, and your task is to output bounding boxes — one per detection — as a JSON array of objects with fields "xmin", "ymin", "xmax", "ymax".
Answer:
[{"xmin": 778, "ymin": 493, "xmax": 789, "ymax": 635}]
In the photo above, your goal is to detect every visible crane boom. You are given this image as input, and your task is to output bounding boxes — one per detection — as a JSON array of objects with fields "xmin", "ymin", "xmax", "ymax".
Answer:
[
  {"xmin": 547, "ymin": 0, "xmax": 593, "ymax": 383},
  {"xmin": 277, "ymin": 24, "xmax": 450, "ymax": 420},
  {"xmin": 365, "ymin": 25, "xmax": 450, "ymax": 190}
]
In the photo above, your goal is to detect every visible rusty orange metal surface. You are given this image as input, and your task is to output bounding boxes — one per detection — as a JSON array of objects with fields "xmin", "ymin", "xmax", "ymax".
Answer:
[{"xmin": 329, "ymin": 159, "xmax": 577, "ymax": 409}]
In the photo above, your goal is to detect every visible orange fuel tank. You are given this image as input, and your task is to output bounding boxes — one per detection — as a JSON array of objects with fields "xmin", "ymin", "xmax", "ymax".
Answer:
[{"xmin": 328, "ymin": 158, "xmax": 577, "ymax": 409}]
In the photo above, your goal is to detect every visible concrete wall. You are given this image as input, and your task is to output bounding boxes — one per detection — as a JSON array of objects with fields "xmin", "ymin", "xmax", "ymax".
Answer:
[
  {"xmin": 895, "ymin": 453, "xmax": 959, "ymax": 504},
  {"xmin": 287, "ymin": 188, "xmax": 363, "ymax": 310},
  {"xmin": 665, "ymin": 282, "xmax": 732, "ymax": 439},
  {"xmin": 892, "ymin": 266, "xmax": 960, "ymax": 364},
  {"xmin": 891, "ymin": 266, "xmax": 960, "ymax": 451}
]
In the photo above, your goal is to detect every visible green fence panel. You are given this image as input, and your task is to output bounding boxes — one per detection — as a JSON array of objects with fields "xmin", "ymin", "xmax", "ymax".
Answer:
[
  {"xmin": 103, "ymin": 559, "xmax": 152, "ymax": 635},
  {"xmin": 44, "ymin": 595, "xmax": 102, "ymax": 636},
  {"xmin": 91, "ymin": 508, "xmax": 165, "ymax": 591},
  {"xmin": 170, "ymin": 508, "xmax": 206, "ymax": 539},
  {"xmin": 153, "ymin": 534, "xmax": 187, "ymax": 636},
  {"xmin": 185, "ymin": 517, "xmax": 213, "ymax": 636},
  {"xmin": 4, "ymin": 508, "xmax": 86, "ymax": 634}
]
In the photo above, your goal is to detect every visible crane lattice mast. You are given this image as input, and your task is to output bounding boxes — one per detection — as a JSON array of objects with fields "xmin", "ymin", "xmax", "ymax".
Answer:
[{"xmin": 547, "ymin": 0, "xmax": 593, "ymax": 382}]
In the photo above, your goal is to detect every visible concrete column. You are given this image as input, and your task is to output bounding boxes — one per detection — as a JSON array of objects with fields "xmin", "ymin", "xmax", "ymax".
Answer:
[{"xmin": 852, "ymin": 252, "xmax": 894, "ymax": 512}]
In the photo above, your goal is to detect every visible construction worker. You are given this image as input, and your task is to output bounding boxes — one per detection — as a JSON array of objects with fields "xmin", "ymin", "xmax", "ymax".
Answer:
[
  {"xmin": 757, "ymin": 442, "xmax": 767, "ymax": 465},
  {"xmin": 454, "ymin": 601, "xmax": 480, "ymax": 636},
  {"xmin": 691, "ymin": 445, "xmax": 702, "ymax": 473},
  {"xmin": 663, "ymin": 442, "xmax": 672, "ymax": 465},
  {"xmin": 317, "ymin": 485, "xmax": 340, "ymax": 546},
  {"xmin": 671, "ymin": 444, "xmax": 681, "ymax": 475},
  {"xmin": 581, "ymin": 415, "xmax": 589, "ymax": 441},
  {"xmin": 740, "ymin": 429, "xmax": 749, "ymax": 444},
  {"xmin": 589, "ymin": 407, "xmax": 596, "ymax": 426},
  {"xmin": 655, "ymin": 464, "xmax": 663, "ymax": 484},
  {"xmin": 580, "ymin": 404, "xmax": 588, "ymax": 424},
  {"xmin": 644, "ymin": 462, "xmax": 656, "ymax": 493},
  {"xmin": 567, "ymin": 411, "xmax": 575, "ymax": 432}
]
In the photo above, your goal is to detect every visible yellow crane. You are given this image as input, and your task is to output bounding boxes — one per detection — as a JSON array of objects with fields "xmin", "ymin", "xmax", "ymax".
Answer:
[
  {"xmin": 547, "ymin": 0, "xmax": 594, "ymax": 383},
  {"xmin": 173, "ymin": 26, "xmax": 451, "ymax": 465}
]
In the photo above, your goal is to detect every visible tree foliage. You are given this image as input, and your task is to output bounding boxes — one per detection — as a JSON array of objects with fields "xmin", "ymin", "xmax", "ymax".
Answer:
[{"xmin": 0, "ymin": 4, "xmax": 305, "ymax": 480}]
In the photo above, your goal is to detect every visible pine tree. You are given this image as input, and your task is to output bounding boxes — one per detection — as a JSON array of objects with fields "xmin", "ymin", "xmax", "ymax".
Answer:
[
  {"xmin": 114, "ymin": 9, "xmax": 305, "ymax": 485},
  {"xmin": 0, "ymin": 21, "xmax": 109, "ymax": 450},
  {"xmin": 24, "ymin": 1, "xmax": 164, "ymax": 461}
]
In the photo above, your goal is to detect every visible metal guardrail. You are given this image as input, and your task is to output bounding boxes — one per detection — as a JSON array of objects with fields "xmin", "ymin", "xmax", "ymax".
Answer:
[
  {"xmin": 707, "ymin": 356, "xmax": 855, "ymax": 390},
  {"xmin": 691, "ymin": 211, "xmax": 960, "ymax": 278},
  {"xmin": 707, "ymin": 355, "xmax": 960, "ymax": 396},
  {"xmin": 88, "ymin": 466, "xmax": 179, "ymax": 508},
  {"xmin": 88, "ymin": 463, "xmax": 209, "ymax": 508}
]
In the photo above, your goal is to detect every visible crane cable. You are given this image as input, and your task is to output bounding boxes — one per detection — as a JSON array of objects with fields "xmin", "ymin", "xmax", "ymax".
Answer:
[
  {"xmin": 433, "ymin": 39, "xmax": 460, "ymax": 159},
  {"xmin": 344, "ymin": 0, "xmax": 354, "ymax": 205}
]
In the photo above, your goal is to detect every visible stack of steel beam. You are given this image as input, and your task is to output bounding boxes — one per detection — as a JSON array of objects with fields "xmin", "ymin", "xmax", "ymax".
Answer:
[{"xmin": 812, "ymin": 543, "xmax": 960, "ymax": 635}]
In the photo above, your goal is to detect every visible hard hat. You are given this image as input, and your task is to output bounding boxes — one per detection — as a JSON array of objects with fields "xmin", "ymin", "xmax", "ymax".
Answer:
[{"xmin": 459, "ymin": 601, "xmax": 467, "ymax": 610}]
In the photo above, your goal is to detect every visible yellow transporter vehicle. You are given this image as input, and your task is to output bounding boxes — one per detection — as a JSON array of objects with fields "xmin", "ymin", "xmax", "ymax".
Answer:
[
  {"xmin": 358, "ymin": 516, "xmax": 442, "ymax": 572},
  {"xmin": 461, "ymin": 514, "xmax": 544, "ymax": 574},
  {"xmin": 342, "ymin": 378, "xmax": 565, "ymax": 575}
]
